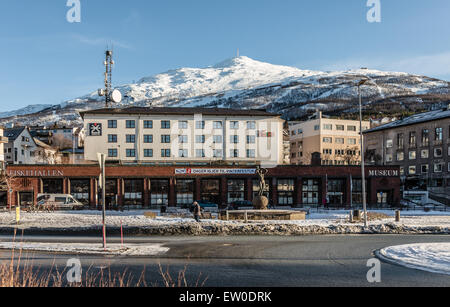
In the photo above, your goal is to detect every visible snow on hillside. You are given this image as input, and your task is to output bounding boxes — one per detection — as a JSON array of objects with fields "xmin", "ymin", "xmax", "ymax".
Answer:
[
  {"xmin": 1, "ymin": 56, "xmax": 449, "ymax": 126},
  {"xmin": 0, "ymin": 104, "xmax": 53, "ymax": 119}
]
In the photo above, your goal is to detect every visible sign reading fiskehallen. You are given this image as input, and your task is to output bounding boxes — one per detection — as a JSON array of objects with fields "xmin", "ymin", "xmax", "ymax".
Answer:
[
  {"xmin": 8, "ymin": 169, "xmax": 64, "ymax": 177},
  {"xmin": 368, "ymin": 169, "xmax": 399, "ymax": 177}
]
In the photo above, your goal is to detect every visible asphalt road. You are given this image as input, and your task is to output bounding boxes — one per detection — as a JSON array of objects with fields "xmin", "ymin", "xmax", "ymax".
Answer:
[{"xmin": 0, "ymin": 235, "xmax": 449, "ymax": 287}]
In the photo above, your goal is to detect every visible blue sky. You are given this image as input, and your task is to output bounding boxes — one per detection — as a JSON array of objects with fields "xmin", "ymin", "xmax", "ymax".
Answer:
[{"xmin": 1, "ymin": 0, "xmax": 449, "ymax": 111}]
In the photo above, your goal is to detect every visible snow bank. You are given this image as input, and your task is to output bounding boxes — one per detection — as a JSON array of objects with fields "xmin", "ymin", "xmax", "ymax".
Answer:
[{"xmin": 378, "ymin": 243, "xmax": 450, "ymax": 275}]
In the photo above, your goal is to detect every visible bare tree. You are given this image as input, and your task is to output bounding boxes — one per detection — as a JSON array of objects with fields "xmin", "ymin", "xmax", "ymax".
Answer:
[{"xmin": 0, "ymin": 169, "xmax": 20, "ymax": 210}]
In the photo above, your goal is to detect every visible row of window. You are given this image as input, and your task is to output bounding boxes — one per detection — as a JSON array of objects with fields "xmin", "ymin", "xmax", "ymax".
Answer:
[
  {"xmin": 323, "ymin": 137, "xmax": 358, "ymax": 145},
  {"xmin": 388, "ymin": 147, "xmax": 449, "ymax": 162},
  {"xmin": 108, "ymin": 120, "xmax": 258, "ymax": 130},
  {"xmin": 391, "ymin": 127, "xmax": 448, "ymax": 149},
  {"xmin": 108, "ymin": 134, "xmax": 258, "ymax": 144},
  {"xmin": 108, "ymin": 149, "xmax": 257, "ymax": 159},
  {"xmin": 402, "ymin": 162, "xmax": 450, "ymax": 175},
  {"xmin": 323, "ymin": 149, "xmax": 360, "ymax": 156}
]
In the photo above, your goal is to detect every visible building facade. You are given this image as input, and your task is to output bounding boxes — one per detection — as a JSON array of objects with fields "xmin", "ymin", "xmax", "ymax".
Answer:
[
  {"xmin": 289, "ymin": 112, "xmax": 370, "ymax": 165},
  {"xmin": 3, "ymin": 127, "xmax": 38, "ymax": 165},
  {"xmin": 81, "ymin": 107, "xmax": 285, "ymax": 167},
  {"xmin": 0, "ymin": 127, "xmax": 7, "ymax": 170},
  {"xmin": 364, "ymin": 107, "xmax": 450, "ymax": 199},
  {"xmin": 5, "ymin": 164, "xmax": 401, "ymax": 209}
]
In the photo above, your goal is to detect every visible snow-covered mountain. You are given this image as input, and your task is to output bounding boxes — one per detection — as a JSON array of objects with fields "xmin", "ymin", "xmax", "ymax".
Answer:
[{"xmin": 1, "ymin": 56, "xmax": 449, "ymax": 127}]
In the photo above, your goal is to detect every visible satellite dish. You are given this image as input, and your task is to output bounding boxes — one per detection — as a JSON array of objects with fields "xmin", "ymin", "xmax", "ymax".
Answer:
[
  {"xmin": 98, "ymin": 89, "xmax": 105, "ymax": 97},
  {"xmin": 111, "ymin": 89, "xmax": 122, "ymax": 103}
]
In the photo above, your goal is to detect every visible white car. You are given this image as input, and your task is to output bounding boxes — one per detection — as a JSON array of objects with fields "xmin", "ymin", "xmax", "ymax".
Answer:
[{"xmin": 36, "ymin": 194, "xmax": 85, "ymax": 211}]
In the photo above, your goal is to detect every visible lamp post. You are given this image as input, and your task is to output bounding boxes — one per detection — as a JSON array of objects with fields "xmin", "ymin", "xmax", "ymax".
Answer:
[{"xmin": 357, "ymin": 79, "xmax": 368, "ymax": 228}]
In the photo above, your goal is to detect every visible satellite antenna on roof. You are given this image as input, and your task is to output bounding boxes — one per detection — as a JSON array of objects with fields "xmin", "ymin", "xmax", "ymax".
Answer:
[{"xmin": 98, "ymin": 48, "xmax": 121, "ymax": 107}]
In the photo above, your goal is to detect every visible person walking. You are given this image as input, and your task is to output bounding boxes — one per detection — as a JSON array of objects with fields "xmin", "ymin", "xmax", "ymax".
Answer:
[{"xmin": 193, "ymin": 201, "xmax": 202, "ymax": 223}]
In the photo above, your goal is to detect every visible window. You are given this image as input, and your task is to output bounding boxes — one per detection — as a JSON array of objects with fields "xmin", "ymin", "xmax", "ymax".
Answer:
[
  {"xmin": 70, "ymin": 179, "xmax": 90, "ymax": 205},
  {"xmin": 400, "ymin": 167, "xmax": 405, "ymax": 176},
  {"xmin": 126, "ymin": 120, "xmax": 135, "ymax": 129},
  {"xmin": 126, "ymin": 135, "xmax": 136, "ymax": 143},
  {"xmin": 213, "ymin": 121, "xmax": 223, "ymax": 129},
  {"xmin": 348, "ymin": 126, "xmax": 356, "ymax": 132},
  {"xmin": 314, "ymin": 125, "xmax": 320, "ymax": 131},
  {"xmin": 143, "ymin": 120, "xmax": 153, "ymax": 129},
  {"xmin": 195, "ymin": 149, "xmax": 205, "ymax": 158},
  {"xmin": 409, "ymin": 151, "xmax": 416, "ymax": 160},
  {"xmin": 178, "ymin": 135, "xmax": 188, "ymax": 144},
  {"xmin": 161, "ymin": 135, "xmax": 171, "ymax": 143},
  {"xmin": 348, "ymin": 138, "xmax": 356, "ymax": 145},
  {"xmin": 386, "ymin": 154, "xmax": 393, "ymax": 162},
  {"xmin": 421, "ymin": 149, "xmax": 429, "ymax": 159},
  {"xmin": 144, "ymin": 149, "xmax": 153, "ymax": 158},
  {"xmin": 108, "ymin": 134, "xmax": 117, "ymax": 143},
  {"xmin": 302, "ymin": 179, "xmax": 319, "ymax": 205},
  {"xmin": 230, "ymin": 135, "xmax": 239, "ymax": 144},
  {"xmin": 434, "ymin": 148, "xmax": 443, "ymax": 158},
  {"xmin": 247, "ymin": 121, "xmax": 256, "ymax": 130},
  {"xmin": 150, "ymin": 180, "xmax": 168, "ymax": 206},
  {"xmin": 336, "ymin": 138, "xmax": 344, "ymax": 144},
  {"xmin": 323, "ymin": 124, "xmax": 332, "ymax": 130},
  {"xmin": 409, "ymin": 166, "xmax": 416, "ymax": 175},
  {"xmin": 124, "ymin": 179, "xmax": 143, "ymax": 207},
  {"xmin": 323, "ymin": 137, "xmax": 332, "ymax": 143},
  {"xmin": 213, "ymin": 149, "xmax": 223, "ymax": 158},
  {"xmin": 179, "ymin": 149, "xmax": 189, "ymax": 158},
  {"xmin": 323, "ymin": 149, "xmax": 332, "ymax": 155},
  {"xmin": 213, "ymin": 135, "xmax": 223, "ymax": 144},
  {"xmin": 160, "ymin": 149, "xmax": 170, "ymax": 157},
  {"xmin": 278, "ymin": 179, "xmax": 295, "ymax": 206},
  {"xmin": 247, "ymin": 135, "xmax": 256, "ymax": 144},
  {"xmin": 336, "ymin": 125, "xmax": 344, "ymax": 131},
  {"xmin": 397, "ymin": 152, "xmax": 404, "ymax": 161},
  {"xmin": 178, "ymin": 121, "xmax": 188, "ymax": 129},
  {"xmin": 422, "ymin": 129, "xmax": 429, "ymax": 146},
  {"xmin": 126, "ymin": 149, "xmax": 136, "ymax": 157},
  {"xmin": 409, "ymin": 132, "xmax": 417, "ymax": 147},
  {"xmin": 230, "ymin": 121, "xmax": 239, "ymax": 129},
  {"xmin": 435, "ymin": 128, "xmax": 443, "ymax": 143},
  {"xmin": 352, "ymin": 179, "xmax": 367, "ymax": 205},
  {"xmin": 161, "ymin": 121, "xmax": 170, "ymax": 129},
  {"xmin": 246, "ymin": 149, "xmax": 256, "ymax": 158},
  {"xmin": 421, "ymin": 164, "xmax": 429, "ymax": 174},
  {"xmin": 176, "ymin": 180, "xmax": 194, "ymax": 207},
  {"xmin": 144, "ymin": 135, "xmax": 153, "ymax": 143},
  {"xmin": 227, "ymin": 180, "xmax": 245, "ymax": 203},
  {"xmin": 196, "ymin": 135, "xmax": 206, "ymax": 144},
  {"xmin": 108, "ymin": 149, "xmax": 118, "ymax": 158},
  {"xmin": 434, "ymin": 162, "xmax": 444, "ymax": 173},
  {"xmin": 397, "ymin": 133, "xmax": 404, "ymax": 149},
  {"xmin": 386, "ymin": 139, "xmax": 393, "ymax": 148},
  {"xmin": 196, "ymin": 121, "xmax": 205, "ymax": 130},
  {"xmin": 230, "ymin": 149, "xmax": 239, "ymax": 158},
  {"xmin": 297, "ymin": 129, "xmax": 303, "ymax": 134},
  {"xmin": 108, "ymin": 120, "xmax": 117, "ymax": 129}
]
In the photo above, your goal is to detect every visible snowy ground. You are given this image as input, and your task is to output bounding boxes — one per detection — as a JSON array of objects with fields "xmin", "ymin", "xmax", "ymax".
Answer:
[
  {"xmin": 0, "ymin": 209, "xmax": 448, "ymax": 228},
  {"xmin": 378, "ymin": 243, "xmax": 450, "ymax": 276},
  {"xmin": 0, "ymin": 242, "xmax": 169, "ymax": 256}
]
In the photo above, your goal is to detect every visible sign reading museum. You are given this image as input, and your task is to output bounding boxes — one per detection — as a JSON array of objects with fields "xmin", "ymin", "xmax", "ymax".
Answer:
[{"xmin": 368, "ymin": 169, "xmax": 399, "ymax": 177}]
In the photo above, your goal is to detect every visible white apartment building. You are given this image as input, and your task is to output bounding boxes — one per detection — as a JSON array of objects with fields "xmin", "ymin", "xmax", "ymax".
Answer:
[
  {"xmin": 289, "ymin": 111, "xmax": 370, "ymax": 165},
  {"xmin": 80, "ymin": 107, "xmax": 285, "ymax": 166},
  {"xmin": 0, "ymin": 127, "xmax": 8, "ymax": 169},
  {"xmin": 3, "ymin": 127, "xmax": 39, "ymax": 165}
]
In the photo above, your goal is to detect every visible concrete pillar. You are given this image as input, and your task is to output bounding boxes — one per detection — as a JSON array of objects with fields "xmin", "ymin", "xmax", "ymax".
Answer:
[{"xmin": 169, "ymin": 177, "xmax": 176, "ymax": 207}]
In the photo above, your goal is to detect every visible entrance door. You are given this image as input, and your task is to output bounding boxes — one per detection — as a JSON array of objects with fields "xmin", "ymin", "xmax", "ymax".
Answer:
[
  {"xmin": 19, "ymin": 192, "xmax": 34, "ymax": 208},
  {"xmin": 377, "ymin": 191, "xmax": 391, "ymax": 207},
  {"xmin": 201, "ymin": 179, "xmax": 220, "ymax": 206}
]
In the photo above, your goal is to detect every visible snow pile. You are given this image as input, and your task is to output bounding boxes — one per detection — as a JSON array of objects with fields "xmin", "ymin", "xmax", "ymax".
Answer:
[
  {"xmin": 0, "ymin": 242, "xmax": 169, "ymax": 256},
  {"xmin": 379, "ymin": 243, "xmax": 450, "ymax": 275}
]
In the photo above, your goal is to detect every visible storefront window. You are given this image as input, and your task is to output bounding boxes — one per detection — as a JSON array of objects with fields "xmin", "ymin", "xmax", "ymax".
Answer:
[
  {"xmin": 105, "ymin": 179, "xmax": 118, "ymax": 209},
  {"xmin": 228, "ymin": 180, "xmax": 245, "ymax": 203},
  {"xmin": 302, "ymin": 179, "xmax": 319, "ymax": 205},
  {"xmin": 70, "ymin": 179, "xmax": 90, "ymax": 205},
  {"xmin": 201, "ymin": 179, "xmax": 220, "ymax": 205},
  {"xmin": 124, "ymin": 179, "xmax": 143, "ymax": 207},
  {"xmin": 351, "ymin": 179, "xmax": 367, "ymax": 206},
  {"xmin": 42, "ymin": 179, "xmax": 63, "ymax": 194},
  {"xmin": 150, "ymin": 179, "xmax": 169, "ymax": 206},
  {"xmin": 327, "ymin": 179, "xmax": 345, "ymax": 206},
  {"xmin": 277, "ymin": 179, "xmax": 295, "ymax": 206},
  {"xmin": 176, "ymin": 179, "xmax": 194, "ymax": 207}
]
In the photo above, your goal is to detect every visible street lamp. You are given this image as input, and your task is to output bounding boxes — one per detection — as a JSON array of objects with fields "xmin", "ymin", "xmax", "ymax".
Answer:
[{"xmin": 357, "ymin": 79, "xmax": 368, "ymax": 228}]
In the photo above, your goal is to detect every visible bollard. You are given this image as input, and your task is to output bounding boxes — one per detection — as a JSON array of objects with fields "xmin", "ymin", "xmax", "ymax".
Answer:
[
  {"xmin": 353, "ymin": 210, "xmax": 362, "ymax": 220},
  {"xmin": 349, "ymin": 210, "xmax": 354, "ymax": 223},
  {"xmin": 226, "ymin": 211, "xmax": 229, "ymax": 221},
  {"xmin": 244, "ymin": 211, "xmax": 248, "ymax": 223},
  {"xmin": 395, "ymin": 210, "xmax": 401, "ymax": 222}
]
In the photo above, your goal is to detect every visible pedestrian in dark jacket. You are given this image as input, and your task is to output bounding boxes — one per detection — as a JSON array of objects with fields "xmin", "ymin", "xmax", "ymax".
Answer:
[{"xmin": 193, "ymin": 201, "xmax": 202, "ymax": 223}]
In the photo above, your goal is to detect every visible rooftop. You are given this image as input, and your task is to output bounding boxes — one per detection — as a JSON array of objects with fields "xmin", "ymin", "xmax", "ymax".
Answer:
[
  {"xmin": 3, "ymin": 127, "xmax": 26, "ymax": 141},
  {"xmin": 79, "ymin": 107, "xmax": 281, "ymax": 118},
  {"xmin": 365, "ymin": 108, "xmax": 450, "ymax": 134}
]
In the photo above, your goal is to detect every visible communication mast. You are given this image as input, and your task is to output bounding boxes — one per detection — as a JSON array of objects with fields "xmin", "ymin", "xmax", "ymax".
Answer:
[{"xmin": 98, "ymin": 49, "xmax": 122, "ymax": 108}]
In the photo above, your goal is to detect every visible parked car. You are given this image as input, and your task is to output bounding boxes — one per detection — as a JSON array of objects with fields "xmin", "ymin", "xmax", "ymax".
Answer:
[
  {"xmin": 228, "ymin": 200, "xmax": 253, "ymax": 210},
  {"xmin": 36, "ymin": 194, "xmax": 85, "ymax": 211}
]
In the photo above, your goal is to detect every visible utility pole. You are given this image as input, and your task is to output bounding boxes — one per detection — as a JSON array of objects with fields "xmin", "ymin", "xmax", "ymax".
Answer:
[
  {"xmin": 97, "ymin": 153, "xmax": 107, "ymax": 249},
  {"xmin": 358, "ymin": 79, "xmax": 368, "ymax": 228}
]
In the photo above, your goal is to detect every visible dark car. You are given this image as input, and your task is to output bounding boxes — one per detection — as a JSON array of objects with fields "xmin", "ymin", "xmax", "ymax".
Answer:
[{"xmin": 228, "ymin": 200, "xmax": 253, "ymax": 210}]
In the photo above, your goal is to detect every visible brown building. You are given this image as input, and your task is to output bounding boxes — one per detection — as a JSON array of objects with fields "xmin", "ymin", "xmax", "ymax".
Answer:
[
  {"xmin": 5, "ymin": 164, "xmax": 401, "ymax": 209},
  {"xmin": 364, "ymin": 106, "xmax": 450, "ymax": 202}
]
